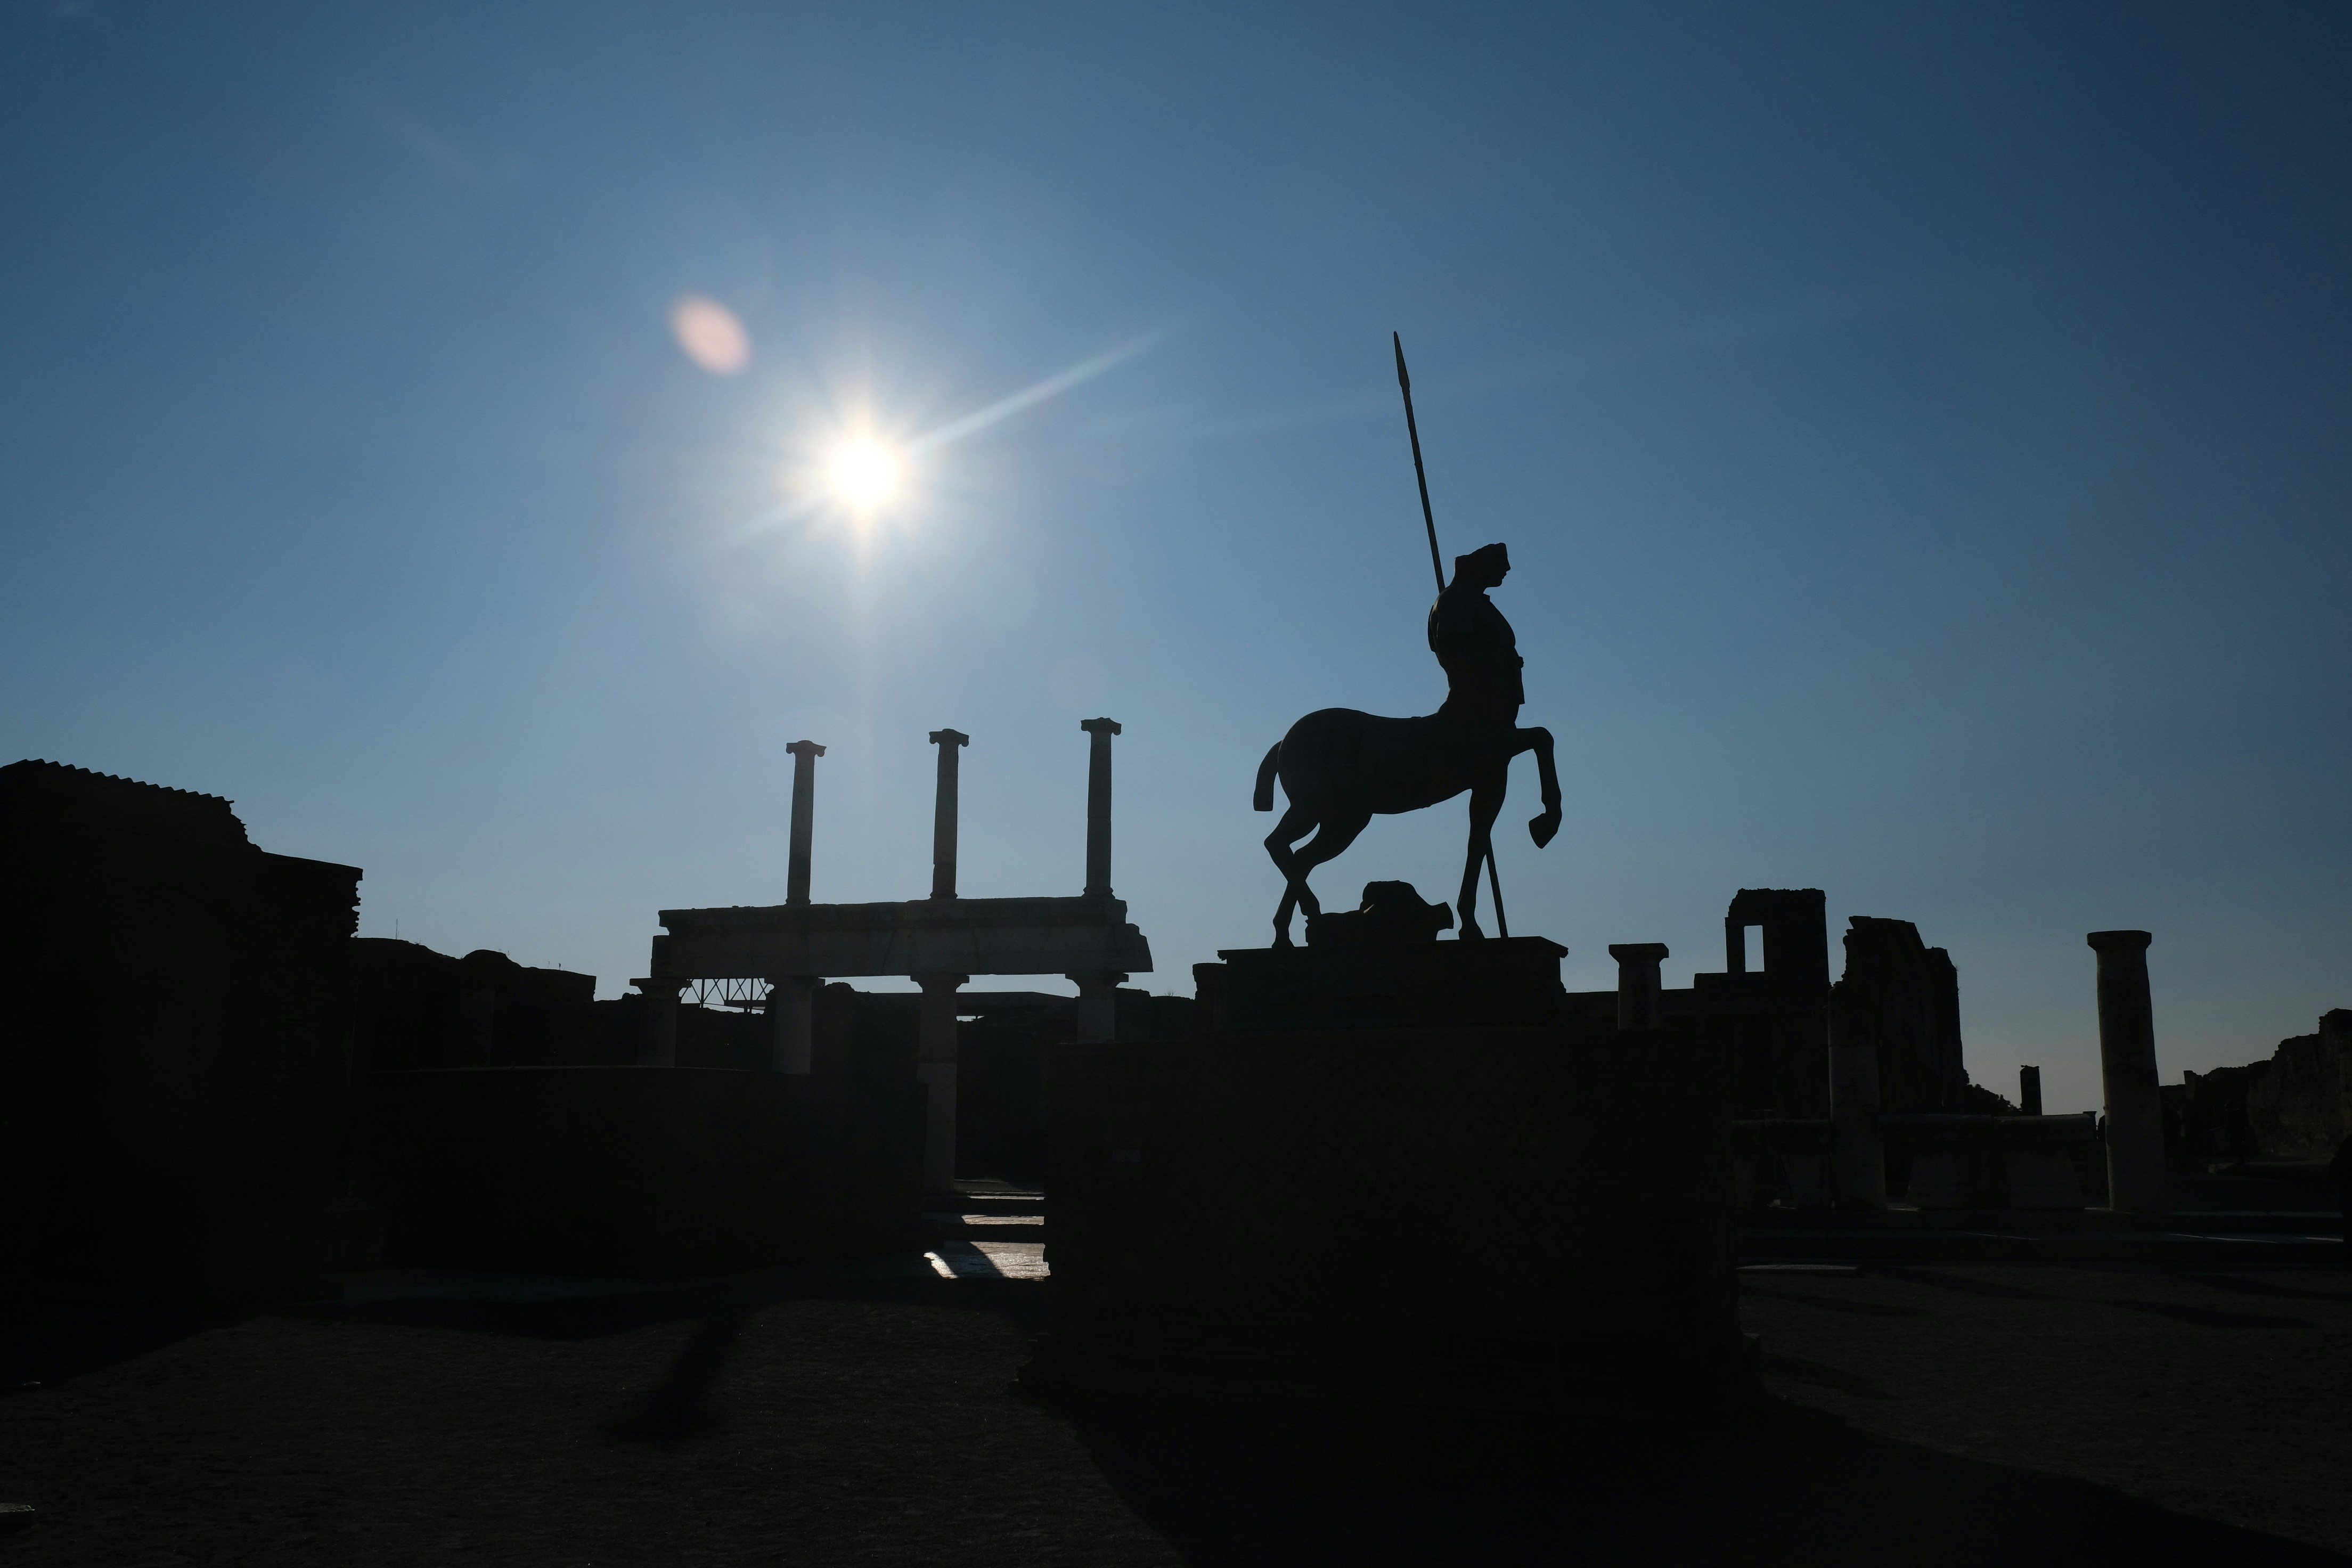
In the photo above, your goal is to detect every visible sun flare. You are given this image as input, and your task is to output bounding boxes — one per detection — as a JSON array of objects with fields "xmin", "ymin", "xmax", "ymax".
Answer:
[{"xmin": 826, "ymin": 440, "xmax": 902, "ymax": 512}]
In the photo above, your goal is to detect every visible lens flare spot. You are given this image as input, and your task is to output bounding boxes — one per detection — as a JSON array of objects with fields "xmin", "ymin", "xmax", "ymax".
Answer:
[
  {"xmin": 670, "ymin": 295, "xmax": 750, "ymax": 374},
  {"xmin": 827, "ymin": 440, "xmax": 902, "ymax": 511}
]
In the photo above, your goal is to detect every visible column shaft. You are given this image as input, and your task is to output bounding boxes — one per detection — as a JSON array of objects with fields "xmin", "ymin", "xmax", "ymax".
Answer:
[
  {"xmin": 1071, "ymin": 971, "xmax": 1128, "ymax": 1045},
  {"xmin": 2089, "ymin": 930, "xmax": 2166, "ymax": 1213},
  {"xmin": 770, "ymin": 977, "xmax": 817, "ymax": 1075},
  {"xmin": 636, "ymin": 977, "xmax": 688, "ymax": 1066},
  {"xmin": 1608, "ymin": 943, "xmax": 1668, "ymax": 1032},
  {"xmin": 914, "ymin": 973, "xmax": 967, "ymax": 1195},
  {"xmin": 1080, "ymin": 718, "xmax": 1121, "ymax": 897},
  {"xmin": 1827, "ymin": 979, "xmax": 1887, "ymax": 1210},
  {"xmin": 928, "ymin": 729, "xmax": 968, "ymax": 900},
  {"xmin": 786, "ymin": 740, "xmax": 826, "ymax": 905}
]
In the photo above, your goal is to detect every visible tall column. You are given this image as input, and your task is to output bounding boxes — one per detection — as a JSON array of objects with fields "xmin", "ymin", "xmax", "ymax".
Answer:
[
  {"xmin": 769, "ymin": 976, "xmax": 817, "ymax": 1075},
  {"xmin": 2020, "ymin": 1064, "xmax": 2043, "ymax": 1116},
  {"xmin": 1070, "ymin": 971, "xmax": 1128, "ymax": 1044},
  {"xmin": 928, "ymin": 729, "xmax": 969, "ymax": 900},
  {"xmin": 786, "ymin": 740, "xmax": 826, "ymax": 905},
  {"xmin": 1827, "ymin": 981, "xmax": 1887, "ymax": 1210},
  {"xmin": 2089, "ymin": 930, "xmax": 2167, "ymax": 1213},
  {"xmin": 635, "ymin": 976, "xmax": 690, "ymax": 1066},
  {"xmin": 1080, "ymin": 717, "xmax": 1121, "ymax": 898},
  {"xmin": 1608, "ymin": 943, "xmax": 1668, "ymax": 1032},
  {"xmin": 914, "ymin": 972, "xmax": 967, "ymax": 1194}
]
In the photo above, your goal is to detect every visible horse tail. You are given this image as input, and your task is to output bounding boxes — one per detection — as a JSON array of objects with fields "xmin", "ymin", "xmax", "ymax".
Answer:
[{"xmin": 1252, "ymin": 742, "xmax": 1281, "ymax": 812}]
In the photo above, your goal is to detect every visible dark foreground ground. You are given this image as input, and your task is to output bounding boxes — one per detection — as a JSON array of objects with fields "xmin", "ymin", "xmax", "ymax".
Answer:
[{"xmin": 2, "ymin": 1259, "xmax": 2348, "ymax": 1566}]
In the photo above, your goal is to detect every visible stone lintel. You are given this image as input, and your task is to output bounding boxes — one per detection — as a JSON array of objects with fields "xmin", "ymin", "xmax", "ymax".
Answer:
[{"xmin": 654, "ymin": 894, "xmax": 1152, "ymax": 980}]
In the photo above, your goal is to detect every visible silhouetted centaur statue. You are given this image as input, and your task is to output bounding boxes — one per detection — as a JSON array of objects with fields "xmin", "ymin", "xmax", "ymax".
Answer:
[{"xmin": 1254, "ymin": 543, "xmax": 1561, "ymax": 945}]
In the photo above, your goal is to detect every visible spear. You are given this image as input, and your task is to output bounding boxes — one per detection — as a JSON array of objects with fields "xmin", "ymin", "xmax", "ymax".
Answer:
[{"xmin": 1393, "ymin": 331, "xmax": 1508, "ymax": 940}]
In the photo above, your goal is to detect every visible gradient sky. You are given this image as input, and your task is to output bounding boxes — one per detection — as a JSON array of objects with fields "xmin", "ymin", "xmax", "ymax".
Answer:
[{"xmin": 5, "ymin": 2, "xmax": 2347, "ymax": 1113}]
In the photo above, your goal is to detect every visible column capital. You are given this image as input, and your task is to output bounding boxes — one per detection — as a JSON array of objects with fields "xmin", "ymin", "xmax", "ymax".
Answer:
[
  {"xmin": 1067, "ymin": 970, "xmax": 1129, "ymax": 993},
  {"xmin": 786, "ymin": 739, "xmax": 827, "ymax": 759},
  {"xmin": 1080, "ymin": 716, "xmax": 1122, "ymax": 737},
  {"xmin": 928, "ymin": 728, "xmax": 969, "ymax": 747},
  {"xmin": 2086, "ymin": 929, "xmax": 2152, "ymax": 953},
  {"xmin": 1607, "ymin": 943, "xmax": 1670, "ymax": 964},
  {"xmin": 632, "ymin": 976, "xmax": 692, "ymax": 996},
  {"xmin": 913, "ymin": 971, "xmax": 969, "ymax": 993}
]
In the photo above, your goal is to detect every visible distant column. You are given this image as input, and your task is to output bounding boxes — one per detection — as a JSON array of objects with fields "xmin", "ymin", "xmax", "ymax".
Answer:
[
  {"xmin": 1827, "ymin": 981, "xmax": 1887, "ymax": 1210},
  {"xmin": 1071, "ymin": 971, "xmax": 1128, "ymax": 1045},
  {"xmin": 769, "ymin": 976, "xmax": 817, "ymax": 1075},
  {"xmin": 928, "ymin": 729, "xmax": 969, "ymax": 900},
  {"xmin": 1080, "ymin": 717, "xmax": 1121, "ymax": 898},
  {"xmin": 786, "ymin": 740, "xmax": 826, "ymax": 905},
  {"xmin": 635, "ymin": 976, "xmax": 691, "ymax": 1067},
  {"xmin": 914, "ymin": 971, "xmax": 968, "ymax": 1194},
  {"xmin": 2020, "ymin": 1065, "xmax": 2044, "ymax": 1116},
  {"xmin": 2088, "ymin": 930, "xmax": 2167, "ymax": 1214},
  {"xmin": 1608, "ymin": 943, "xmax": 1668, "ymax": 1032}
]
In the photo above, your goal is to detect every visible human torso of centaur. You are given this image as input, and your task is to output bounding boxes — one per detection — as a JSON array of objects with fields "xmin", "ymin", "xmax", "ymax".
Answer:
[{"xmin": 1427, "ymin": 582, "xmax": 1524, "ymax": 729}]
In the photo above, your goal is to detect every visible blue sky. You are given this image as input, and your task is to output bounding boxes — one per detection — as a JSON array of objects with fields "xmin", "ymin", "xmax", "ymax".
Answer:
[{"xmin": 4, "ymin": 2, "xmax": 2347, "ymax": 1112}]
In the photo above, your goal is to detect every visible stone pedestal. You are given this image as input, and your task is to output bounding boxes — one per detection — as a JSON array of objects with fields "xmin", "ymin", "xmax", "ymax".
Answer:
[
  {"xmin": 2089, "ymin": 930, "xmax": 2166, "ymax": 1214},
  {"xmin": 914, "ymin": 971, "xmax": 967, "ymax": 1194},
  {"xmin": 1215, "ymin": 937, "xmax": 1566, "ymax": 1033}
]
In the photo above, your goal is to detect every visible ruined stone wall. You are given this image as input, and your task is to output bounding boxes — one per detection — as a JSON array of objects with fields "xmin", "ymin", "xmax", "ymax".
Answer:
[
  {"xmin": 1830, "ymin": 916, "xmax": 1970, "ymax": 1115},
  {"xmin": 2247, "ymin": 1010, "xmax": 2352, "ymax": 1161},
  {"xmin": 0, "ymin": 760, "xmax": 361, "ymax": 1308}
]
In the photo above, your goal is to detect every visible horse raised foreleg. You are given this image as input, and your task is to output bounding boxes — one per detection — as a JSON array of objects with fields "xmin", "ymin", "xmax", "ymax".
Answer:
[
  {"xmin": 1264, "ymin": 800, "xmax": 1322, "ymax": 948},
  {"xmin": 1517, "ymin": 725, "xmax": 1562, "ymax": 848},
  {"xmin": 1457, "ymin": 779, "xmax": 1505, "ymax": 939}
]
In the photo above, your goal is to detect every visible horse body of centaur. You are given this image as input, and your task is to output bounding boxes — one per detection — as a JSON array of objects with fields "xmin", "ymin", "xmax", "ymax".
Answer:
[{"xmin": 1252, "ymin": 707, "xmax": 1561, "ymax": 946}]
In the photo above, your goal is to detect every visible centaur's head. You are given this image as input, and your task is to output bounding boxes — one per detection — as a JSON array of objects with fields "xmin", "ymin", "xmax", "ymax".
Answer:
[{"xmin": 1452, "ymin": 542, "xmax": 1510, "ymax": 590}]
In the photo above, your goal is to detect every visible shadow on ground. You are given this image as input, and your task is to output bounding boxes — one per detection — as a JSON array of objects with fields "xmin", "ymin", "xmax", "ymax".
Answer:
[
  {"xmin": 1055, "ymin": 1391, "xmax": 2347, "ymax": 1566},
  {"xmin": 5, "ymin": 1270, "xmax": 2344, "ymax": 1566}
]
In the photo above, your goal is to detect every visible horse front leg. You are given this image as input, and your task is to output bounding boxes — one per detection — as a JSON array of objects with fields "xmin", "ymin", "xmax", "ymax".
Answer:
[
  {"xmin": 1457, "ymin": 781, "xmax": 1504, "ymax": 939},
  {"xmin": 1518, "ymin": 725, "xmax": 1562, "ymax": 847}
]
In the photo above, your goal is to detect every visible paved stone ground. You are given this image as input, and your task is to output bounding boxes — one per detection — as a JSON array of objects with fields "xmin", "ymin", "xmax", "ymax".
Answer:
[
  {"xmin": 1738, "ymin": 1261, "xmax": 2352, "ymax": 1558},
  {"xmin": 1, "ymin": 1261, "xmax": 2347, "ymax": 1565}
]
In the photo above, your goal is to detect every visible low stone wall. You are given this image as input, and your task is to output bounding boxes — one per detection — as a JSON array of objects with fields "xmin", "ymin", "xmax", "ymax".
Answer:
[
  {"xmin": 1733, "ymin": 1115, "xmax": 2097, "ymax": 1211},
  {"xmin": 367, "ymin": 1068, "xmax": 924, "ymax": 1277},
  {"xmin": 1027, "ymin": 1024, "xmax": 1747, "ymax": 1412}
]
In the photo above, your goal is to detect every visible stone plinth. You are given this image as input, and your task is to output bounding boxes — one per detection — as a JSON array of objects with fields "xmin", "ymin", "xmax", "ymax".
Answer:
[
  {"xmin": 1024, "ymin": 1021, "xmax": 1748, "ymax": 1413},
  {"xmin": 1211, "ymin": 936, "xmax": 1568, "ymax": 1033}
]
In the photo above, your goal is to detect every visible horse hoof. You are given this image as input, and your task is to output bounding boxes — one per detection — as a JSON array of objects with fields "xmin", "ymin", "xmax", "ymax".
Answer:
[
  {"xmin": 1529, "ymin": 811, "xmax": 1561, "ymax": 849},
  {"xmin": 1273, "ymin": 933, "xmax": 1295, "ymax": 950},
  {"xmin": 1459, "ymin": 919, "xmax": 1485, "ymax": 941}
]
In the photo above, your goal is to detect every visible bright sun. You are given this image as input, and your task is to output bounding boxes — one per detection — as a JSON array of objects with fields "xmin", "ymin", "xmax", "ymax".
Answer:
[{"xmin": 826, "ymin": 440, "xmax": 902, "ymax": 512}]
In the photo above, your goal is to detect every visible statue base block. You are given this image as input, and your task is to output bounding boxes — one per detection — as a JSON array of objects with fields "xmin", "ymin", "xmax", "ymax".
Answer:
[
  {"xmin": 1211, "ymin": 936, "xmax": 1569, "ymax": 1033},
  {"xmin": 1022, "ymin": 1007, "xmax": 1752, "ymax": 1417}
]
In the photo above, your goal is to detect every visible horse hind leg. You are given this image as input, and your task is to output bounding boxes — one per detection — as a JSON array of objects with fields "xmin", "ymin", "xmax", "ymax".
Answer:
[
  {"xmin": 1263, "ymin": 801, "xmax": 1321, "ymax": 948},
  {"xmin": 1287, "ymin": 808, "xmax": 1373, "ymax": 939}
]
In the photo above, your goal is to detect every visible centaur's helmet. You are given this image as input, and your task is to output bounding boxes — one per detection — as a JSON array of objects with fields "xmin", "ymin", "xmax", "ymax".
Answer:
[{"xmin": 1453, "ymin": 542, "xmax": 1510, "ymax": 583}]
